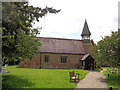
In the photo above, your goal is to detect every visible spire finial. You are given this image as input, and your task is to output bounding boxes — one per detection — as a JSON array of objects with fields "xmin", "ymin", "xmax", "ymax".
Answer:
[
  {"xmin": 84, "ymin": 16, "xmax": 87, "ymax": 22},
  {"xmin": 85, "ymin": 18, "xmax": 87, "ymax": 22}
]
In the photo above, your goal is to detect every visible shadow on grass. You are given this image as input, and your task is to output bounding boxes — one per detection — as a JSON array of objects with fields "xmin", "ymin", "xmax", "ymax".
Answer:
[{"xmin": 2, "ymin": 74, "xmax": 34, "ymax": 89}]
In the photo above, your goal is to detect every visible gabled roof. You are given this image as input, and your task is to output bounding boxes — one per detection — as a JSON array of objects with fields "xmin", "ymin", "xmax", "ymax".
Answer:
[
  {"xmin": 81, "ymin": 20, "xmax": 91, "ymax": 36},
  {"xmin": 36, "ymin": 37, "xmax": 86, "ymax": 54},
  {"xmin": 81, "ymin": 54, "xmax": 90, "ymax": 60}
]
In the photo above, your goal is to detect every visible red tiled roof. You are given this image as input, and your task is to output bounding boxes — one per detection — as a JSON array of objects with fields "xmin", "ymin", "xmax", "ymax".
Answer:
[{"xmin": 36, "ymin": 37, "xmax": 86, "ymax": 54}]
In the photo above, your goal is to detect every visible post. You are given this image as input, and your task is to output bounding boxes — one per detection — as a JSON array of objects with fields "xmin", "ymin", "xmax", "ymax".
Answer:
[{"xmin": 109, "ymin": 86, "xmax": 112, "ymax": 90}]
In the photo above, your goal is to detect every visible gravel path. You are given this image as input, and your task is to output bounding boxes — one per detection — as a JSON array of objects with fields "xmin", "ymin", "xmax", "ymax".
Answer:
[{"xmin": 76, "ymin": 70, "xmax": 108, "ymax": 88}]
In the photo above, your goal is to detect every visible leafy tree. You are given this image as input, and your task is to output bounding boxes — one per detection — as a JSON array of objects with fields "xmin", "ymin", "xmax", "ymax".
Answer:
[
  {"xmin": 92, "ymin": 30, "xmax": 120, "ymax": 67},
  {"xmin": 2, "ymin": 2, "xmax": 60, "ymax": 65}
]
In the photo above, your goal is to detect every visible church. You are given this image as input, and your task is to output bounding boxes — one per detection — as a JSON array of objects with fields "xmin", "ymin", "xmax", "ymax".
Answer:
[{"xmin": 19, "ymin": 20, "xmax": 96, "ymax": 70}]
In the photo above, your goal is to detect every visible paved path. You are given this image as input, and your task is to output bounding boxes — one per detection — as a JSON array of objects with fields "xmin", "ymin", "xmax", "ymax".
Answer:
[{"xmin": 76, "ymin": 70, "xmax": 108, "ymax": 88}]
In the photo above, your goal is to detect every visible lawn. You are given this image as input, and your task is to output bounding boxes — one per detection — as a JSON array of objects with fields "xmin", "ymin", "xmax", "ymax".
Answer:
[
  {"xmin": 94, "ymin": 68, "xmax": 102, "ymax": 71},
  {"xmin": 2, "ymin": 66, "xmax": 89, "ymax": 88},
  {"xmin": 102, "ymin": 68, "xmax": 120, "ymax": 88}
]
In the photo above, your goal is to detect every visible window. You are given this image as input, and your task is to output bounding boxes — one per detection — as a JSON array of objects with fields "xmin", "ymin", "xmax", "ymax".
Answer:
[
  {"xmin": 61, "ymin": 56, "xmax": 67, "ymax": 63},
  {"xmin": 44, "ymin": 55, "xmax": 49, "ymax": 62}
]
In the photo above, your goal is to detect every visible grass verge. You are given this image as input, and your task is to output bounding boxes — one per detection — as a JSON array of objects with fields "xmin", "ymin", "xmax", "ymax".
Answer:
[{"xmin": 102, "ymin": 68, "xmax": 120, "ymax": 88}]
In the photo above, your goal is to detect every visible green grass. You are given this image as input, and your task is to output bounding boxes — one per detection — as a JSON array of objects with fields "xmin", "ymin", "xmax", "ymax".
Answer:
[
  {"xmin": 101, "ymin": 67, "xmax": 111, "ymax": 69},
  {"xmin": 2, "ymin": 66, "xmax": 89, "ymax": 88},
  {"xmin": 102, "ymin": 68, "xmax": 120, "ymax": 88},
  {"xmin": 94, "ymin": 68, "xmax": 102, "ymax": 71}
]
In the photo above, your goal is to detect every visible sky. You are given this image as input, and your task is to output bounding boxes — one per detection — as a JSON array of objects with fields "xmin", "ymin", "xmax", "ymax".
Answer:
[{"xmin": 28, "ymin": 0, "xmax": 118, "ymax": 43}]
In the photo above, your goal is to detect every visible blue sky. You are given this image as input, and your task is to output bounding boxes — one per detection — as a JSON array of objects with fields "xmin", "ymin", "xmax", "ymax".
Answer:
[{"xmin": 29, "ymin": 0, "xmax": 118, "ymax": 43}]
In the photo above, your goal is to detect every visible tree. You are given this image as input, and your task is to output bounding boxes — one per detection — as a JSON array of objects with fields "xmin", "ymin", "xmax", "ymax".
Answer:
[
  {"xmin": 92, "ymin": 30, "xmax": 120, "ymax": 67},
  {"xmin": 2, "ymin": 2, "xmax": 60, "ymax": 65}
]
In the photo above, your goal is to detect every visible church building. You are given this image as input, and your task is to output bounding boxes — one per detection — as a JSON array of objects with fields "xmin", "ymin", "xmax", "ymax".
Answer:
[{"xmin": 19, "ymin": 20, "xmax": 96, "ymax": 70}]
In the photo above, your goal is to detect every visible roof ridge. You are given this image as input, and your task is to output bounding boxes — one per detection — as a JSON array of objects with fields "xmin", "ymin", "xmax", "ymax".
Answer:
[{"xmin": 36, "ymin": 37, "xmax": 83, "ymax": 41}]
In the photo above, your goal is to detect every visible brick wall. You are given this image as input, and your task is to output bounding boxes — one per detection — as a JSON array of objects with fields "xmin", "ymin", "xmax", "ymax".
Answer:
[{"xmin": 19, "ymin": 53, "xmax": 41, "ymax": 68}]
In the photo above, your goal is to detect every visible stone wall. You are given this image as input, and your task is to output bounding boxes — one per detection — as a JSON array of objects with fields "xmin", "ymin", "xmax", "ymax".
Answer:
[
  {"xmin": 19, "ymin": 53, "xmax": 83, "ymax": 69},
  {"xmin": 41, "ymin": 53, "xmax": 83, "ymax": 69}
]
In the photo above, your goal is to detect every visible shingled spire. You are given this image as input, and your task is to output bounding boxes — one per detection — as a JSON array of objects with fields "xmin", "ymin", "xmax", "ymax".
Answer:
[{"xmin": 81, "ymin": 20, "xmax": 91, "ymax": 43}]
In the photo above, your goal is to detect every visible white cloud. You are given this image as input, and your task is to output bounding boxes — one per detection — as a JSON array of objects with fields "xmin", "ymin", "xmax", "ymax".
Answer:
[{"xmin": 29, "ymin": 0, "xmax": 118, "ymax": 43}]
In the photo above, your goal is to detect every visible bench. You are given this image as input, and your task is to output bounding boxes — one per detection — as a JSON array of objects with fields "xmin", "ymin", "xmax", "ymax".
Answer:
[
  {"xmin": 110, "ymin": 70, "xmax": 117, "ymax": 74},
  {"xmin": 69, "ymin": 71, "xmax": 79, "ymax": 83},
  {"xmin": 109, "ymin": 68, "xmax": 118, "ymax": 74}
]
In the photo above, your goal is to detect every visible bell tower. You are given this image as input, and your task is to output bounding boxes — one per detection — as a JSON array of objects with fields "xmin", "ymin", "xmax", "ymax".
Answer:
[{"xmin": 81, "ymin": 20, "xmax": 91, "ymax": 44}]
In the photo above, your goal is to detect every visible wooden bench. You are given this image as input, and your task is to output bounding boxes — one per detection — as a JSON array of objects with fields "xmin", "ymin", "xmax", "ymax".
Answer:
[
  {"xmin": 69, "ymin": 71, "xmax": 79, "ymax": 83},
  {"xmin": 110, "ymin": 70, "xmax": 117, "ymax": 74},
  {"xmin": 109, "ymin": 68, "xmax": 118, "ymax": 74}
]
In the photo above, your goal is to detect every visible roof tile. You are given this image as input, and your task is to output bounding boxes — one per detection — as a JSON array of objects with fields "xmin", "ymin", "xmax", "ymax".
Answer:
[{"xmin": 37, "ymin": 37, "xmax": 86, "ymax": 54}]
